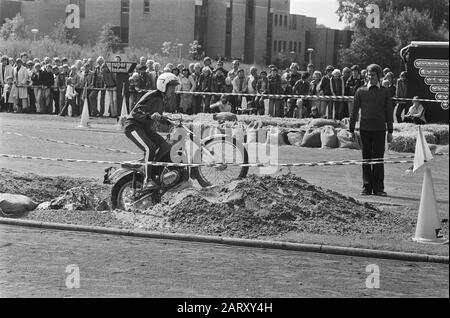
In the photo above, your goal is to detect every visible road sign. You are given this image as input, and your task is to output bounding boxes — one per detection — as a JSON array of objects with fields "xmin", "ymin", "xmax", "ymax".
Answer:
[{"xmin": 105, "ymin": 62, "xmax": 137, "ymax": 74}]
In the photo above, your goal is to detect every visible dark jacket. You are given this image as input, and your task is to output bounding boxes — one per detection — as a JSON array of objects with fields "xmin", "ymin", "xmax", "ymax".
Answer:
[
  {"xmin": 320, "ymin": 75, "xmax": 333, "ymax": 96},
  {"xmin": 212, "ymin": 74, "xmax": 227, "ymax": 93},
  {"xmin": 286, "ymin": 72, "xmax": 302, "ymax": 94},
  {"xmin": 200, "ymin": 74, "xmax": 213, "ymax": 92},
  {"xmin": 102, "ymin": 66, "xmax": 116, "ymax": 88},
  {"xmin": 350, "ymin": 85, "xmax": 394, "ymax": 134},
  {"xmin": 267, "ymin": 74, "xmax": 283, "ymax": 95},
  {"xmin": 257, "ymin": 78, "xmax": 269, "ymax": 94},
  {"xmin": 346, "ymin": 75, "xmax": 364, "ymax": 96},
  {"xmin": 124, "ymin": 90, "xmax": 164, "ymax": 129},
  {"xmin": 41, "ymin": 71, "xmax": 54, "ymax": 88},
  {"xmin": 31, "ymin": 70, "xmax": 44, "ymax": 86},
  {"xmin": 293, "ymin": 79, "xmax": 310, "ymax": 96}
]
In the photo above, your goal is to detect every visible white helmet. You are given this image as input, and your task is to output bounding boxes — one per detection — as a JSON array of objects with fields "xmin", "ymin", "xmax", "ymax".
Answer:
[{"xmin": 156, "ymin": 72, "xmax": 179, "ymax": 93}]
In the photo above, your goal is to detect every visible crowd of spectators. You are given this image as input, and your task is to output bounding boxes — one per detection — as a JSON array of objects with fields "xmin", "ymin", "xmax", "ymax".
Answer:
[{"xmin": 0, "ymin": 52, "xmax": 417, "ymax": 122}]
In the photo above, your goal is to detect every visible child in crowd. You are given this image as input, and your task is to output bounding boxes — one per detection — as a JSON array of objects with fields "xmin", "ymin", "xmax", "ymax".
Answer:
[
  {"xmin": 59, "ymin": 77, "xmax": 78, "ymax": 117},
  {"xmin": 309, "ymin": 105, "xmax": 321, "ymax": 118},
  {"xmin": 292, "ymin": 99, "xmax": 308, "ymax": 119},
  {"xmin": 2, "ymin": 76, "xmax": 13, "ymax": 112}
]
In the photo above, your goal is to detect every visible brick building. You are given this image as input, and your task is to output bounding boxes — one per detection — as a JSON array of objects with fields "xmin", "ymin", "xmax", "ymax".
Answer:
[{"xmin": 0, "ymin": 0, "xmax": 352, "ymax": 68}]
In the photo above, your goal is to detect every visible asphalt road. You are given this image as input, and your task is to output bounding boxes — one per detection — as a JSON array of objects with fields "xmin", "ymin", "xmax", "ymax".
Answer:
[{"xmin": 0, "ymin": 224, "xmax": 448, "ymax": 298}]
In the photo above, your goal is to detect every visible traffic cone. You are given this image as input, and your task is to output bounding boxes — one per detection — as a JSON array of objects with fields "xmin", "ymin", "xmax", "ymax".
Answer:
[
  {"xmin": 117, "ymin": 84, "xmax": 128, "ymax": 129},
  {"xmin": 413, "ymin": 166, "xmax": 448, "ymax": 244},
  {"xmin": 78, "ymin": 96, "xmax": 90, "ymax": 128}
]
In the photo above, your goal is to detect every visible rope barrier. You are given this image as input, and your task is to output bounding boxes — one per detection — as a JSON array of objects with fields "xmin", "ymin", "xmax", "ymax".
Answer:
[
  {"xmin": 0, "ymin": 153, "xmax": 416, "ymax": 167},
  {"xmin": 1, "ymin": 84, "xmax": 446, "ymax": 103},
  {"xmin": 0, "ymin": 130, "xmax": 140, "ymax": 155}
]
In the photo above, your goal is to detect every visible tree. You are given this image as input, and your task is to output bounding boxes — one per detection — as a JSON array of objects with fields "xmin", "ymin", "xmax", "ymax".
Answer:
[
  {"xmin": 337, "ymin": 0, "xmax": 449, "ymax": 29},
  {"xmin": 49, "ymin": 20, "xmax": 68, "ymax": 43},
  {"xmin": 98, "ymin": 23, "xmax": 120, "ymax": 53},
  {"xmin": 337, "ymin": 1, "xmax": 448, "ymax": 74},
  {"xmin": 0, "ymin": 14, "xmax": 29, "ymax": 40},
  {"xmin": 188, "ymin": 40, "xmax": 202, "ymax": 60},
  {"xmin": 161, "ymin": 41, "xmax": 179, "ymax": 57}
]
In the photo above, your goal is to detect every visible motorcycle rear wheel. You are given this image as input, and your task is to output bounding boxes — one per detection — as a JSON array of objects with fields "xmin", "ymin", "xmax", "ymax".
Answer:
[{"xmin": 111, "ymin": 173, "xmax": 160, "ymax": 211}]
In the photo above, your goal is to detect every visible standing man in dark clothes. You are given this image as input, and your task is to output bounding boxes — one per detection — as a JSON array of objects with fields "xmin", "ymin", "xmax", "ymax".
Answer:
[
  {"xmin": 319, "ymin": 65, "xmax": 334, "ymax": 119},
  {"xmin": 350, "ymin": 64, "xmax": 393, "ymax": 197},
  {"xmin": 114, "ymin": 55, "xmax": 131, "ymax": 113}
]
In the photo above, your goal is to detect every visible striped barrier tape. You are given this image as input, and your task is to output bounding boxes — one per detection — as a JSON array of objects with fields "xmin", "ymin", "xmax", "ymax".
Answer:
[
  {"xmin": 1, "ymin": 84, "xmax": 445, "ymax": 103},
  {"xmin": 173, "ymin": 91, "xmax": 447, "ymax": 104},
  {"xmin": 0, "ymin": 153, "xmax": 415, "ymax": 167},
  {"xmin": 0, "ymin": 130, "xmax": 140, "ymax": 155},
  {"xmin": 2, "ymin": 130, "xmax": 448, "ymax": 159}
]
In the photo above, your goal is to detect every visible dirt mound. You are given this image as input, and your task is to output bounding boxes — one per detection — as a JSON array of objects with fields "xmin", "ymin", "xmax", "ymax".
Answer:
[
  {"xmin": 121, "ymin": 174, "xmax": 384, "ymax": 238},
  {"xmin": 38, "ymin": 186, "xmax": 110, "ymax": 211},
  {"xmin": 0, "ymin": 168, "xmax": 110, "ymax": 204}
]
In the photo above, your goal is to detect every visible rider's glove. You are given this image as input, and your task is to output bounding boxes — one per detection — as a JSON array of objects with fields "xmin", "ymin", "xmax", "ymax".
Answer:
[{"xmin": 151, "ymin": 112, "xmax": 162, "ymax": 121}]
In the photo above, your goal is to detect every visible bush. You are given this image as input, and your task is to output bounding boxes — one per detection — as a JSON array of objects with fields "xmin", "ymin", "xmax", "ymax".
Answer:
[{"xmin": 389, "ymin": 130, "xmax": 437, "ymax": 153}]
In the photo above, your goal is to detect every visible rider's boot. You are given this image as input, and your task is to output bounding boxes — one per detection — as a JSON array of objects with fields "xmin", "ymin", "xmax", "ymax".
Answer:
[{"xmin": 142, "ymin": 178, "xmax": 158, "ymax": 191}]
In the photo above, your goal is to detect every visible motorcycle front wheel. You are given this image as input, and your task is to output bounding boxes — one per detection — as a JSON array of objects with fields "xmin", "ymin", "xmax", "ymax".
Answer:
[{"xmin": 193, "ymin": 136, "xmax": 249, "ymax": 188}]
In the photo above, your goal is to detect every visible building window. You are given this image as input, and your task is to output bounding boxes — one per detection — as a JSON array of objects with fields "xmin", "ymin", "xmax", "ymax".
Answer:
[
  {"xmin": 283, "ymin": 41, "xmax": 286, "ymax": 52},
  {"xmin": 274, "ymin": 14, "xmax": 278, "ymax": 26},
  {"xmin": 298, "ymin": 42, "xmax": 302, "ymax": 53},
  {"xmin": 292, "ymin": 16, "xmax": 297, "ymax": 30},
  {"xmin": 284, "ymin": 15, "xmax": 287, "ymax": 28},
  {"xmin": 121, "ymin": 0, "xmax": 129, "ymax": 14},
  {"xmin": 144, "ymin": 0, "xmax": 150, "ymax": 14},
  {"xmin": 278, "ymin": 41, "xmax": 282, "ymax": 52},
  {"xmin": 294, "ymin": 42, "xmax": 297, "ymax": 52},
  {"xmin": 274, "ymin": 40, "xmax": 277, "ymax": 52},
  {"xmin": 289, "ymin": 41, "xmax": 292, "ymax": 52},
  {"xmin": 246, "ymin": 0, "xmax": 254, "ymax": 22}
]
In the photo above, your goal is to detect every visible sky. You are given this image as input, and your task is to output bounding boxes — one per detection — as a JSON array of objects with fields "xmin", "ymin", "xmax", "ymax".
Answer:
[{"xmin": 290, "ymin": 0, "xmax": 348, "ymax": 30}]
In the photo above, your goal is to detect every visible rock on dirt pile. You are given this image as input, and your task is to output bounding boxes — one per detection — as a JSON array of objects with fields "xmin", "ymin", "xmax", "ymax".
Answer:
[{"xmin": 124, "ymin": 174, "xmax": 383, "ymax": 238}]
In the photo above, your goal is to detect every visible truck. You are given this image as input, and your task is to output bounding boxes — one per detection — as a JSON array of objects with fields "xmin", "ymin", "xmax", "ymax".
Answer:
[{"xmin": 400, "ymin": 41, "xmax": 449, "ymax": 124}]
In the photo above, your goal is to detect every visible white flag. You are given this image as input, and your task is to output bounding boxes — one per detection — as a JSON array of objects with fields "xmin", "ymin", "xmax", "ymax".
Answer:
[{"xmin": 413, "ymin": 126, "xmax": 433, "ymax": 172}]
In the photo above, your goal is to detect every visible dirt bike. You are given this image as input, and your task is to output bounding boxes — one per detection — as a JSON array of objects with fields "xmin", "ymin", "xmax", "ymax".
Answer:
[{"xmin": 104, "ymin": 116, "xmax": 249, "ymax": 210}]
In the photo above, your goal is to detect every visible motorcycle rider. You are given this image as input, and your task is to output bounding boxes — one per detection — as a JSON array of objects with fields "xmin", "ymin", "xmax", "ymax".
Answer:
[{"xmin": 124, "ymin": 72, "xmax": 190, "ymax": 190}]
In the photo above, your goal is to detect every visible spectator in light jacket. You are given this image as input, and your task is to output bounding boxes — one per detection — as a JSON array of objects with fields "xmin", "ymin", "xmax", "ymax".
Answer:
[{"xmin": 14, "ymin": 59, "xmax": 30, "ymax": 112}]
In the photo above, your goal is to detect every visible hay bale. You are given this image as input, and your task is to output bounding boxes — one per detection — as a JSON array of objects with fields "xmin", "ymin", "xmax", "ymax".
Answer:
[
  {"xmin": 388, "ymin": 130, "xmax": 437, "ymax": 153},
  {"xmin": 422, "ymin": 125, "xmax": 449, "ymax": 145},
  {"xmin": 320, "ymin": 126, "xmax": 339, "ymax": 148}
]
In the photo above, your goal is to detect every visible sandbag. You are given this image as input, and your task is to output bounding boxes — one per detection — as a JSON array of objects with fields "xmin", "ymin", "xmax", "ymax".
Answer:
[
  {"xmin": 213, "ymin": 112, "xmax": 238, "ymax": 123},
  {"xmin": 246, "ymin": 121, "xmax": 267, "ymax": 144},
  {"xmin": 286, "ymin": 130, "xmax": 306, "ymax": 147},
  {"xmin": 320, "ymin": 126, "xmax": 339, "ymax": 148},
  {"xmin": 300, "ymin": 128, "xmax": 322, "ymax": 148},
  {"xmin": 307, "ymin": 118, "xmax": 341, "ymax": 129},
  {"xmin": 266, "ymin": 126, "xmax": 287, "ymax": 146},
  {"xmin": 0, "ymin": 193, "xmax": 38, "ymax": 215},
  {"xmin": 337, "ymin": 129, "xmax": 360, "ymax": 150}
]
